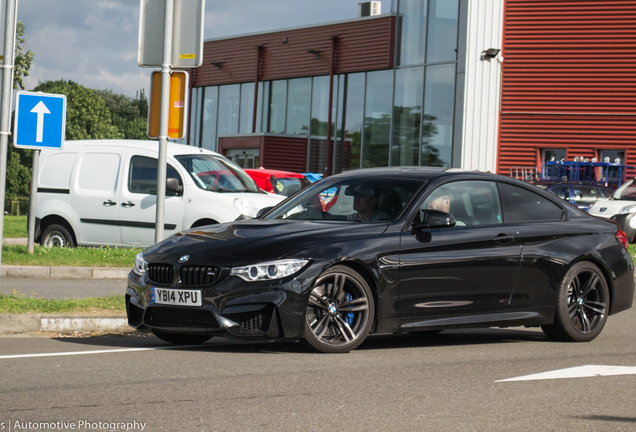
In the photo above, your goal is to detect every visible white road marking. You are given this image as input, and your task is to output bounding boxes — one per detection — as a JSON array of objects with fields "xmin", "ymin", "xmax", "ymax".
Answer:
[
  {"xmin": 0, "ymin": 345, "xmax": 205, "ymax": 360},
  {"xmin": 497, "ymin": 365, "xmax": 636, "ymax": 382}
]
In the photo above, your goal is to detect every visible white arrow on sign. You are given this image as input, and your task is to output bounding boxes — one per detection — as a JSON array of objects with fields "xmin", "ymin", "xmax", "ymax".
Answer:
[{"xmin": 30, "ymin": 101, "xmax": 51, "ymax": 143}]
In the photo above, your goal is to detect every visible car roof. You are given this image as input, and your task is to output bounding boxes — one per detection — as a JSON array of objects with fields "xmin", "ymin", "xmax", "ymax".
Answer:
[
  {"xmin": 244, "ymin": 168, "xmax": 304, "ymax": 177},
  {"xmin": 48, "ymin": 139, "xmax": 223, "ymax": 158}
]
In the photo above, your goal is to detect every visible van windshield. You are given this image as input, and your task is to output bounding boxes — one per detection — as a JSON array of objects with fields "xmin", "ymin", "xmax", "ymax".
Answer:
[{"xmin": 175, "ymin": 154, "xmax": 260, "ymax": 193}]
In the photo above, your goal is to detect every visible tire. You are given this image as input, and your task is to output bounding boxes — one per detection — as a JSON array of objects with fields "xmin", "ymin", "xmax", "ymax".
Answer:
[
  {"xmin": 302, "ymin": 265, "xmax": 375, "ymax": 353},
  {"xmin": 541, "ymin": 261, "xmax": 609, "ymax": 342},
  {"xmin": 151, "ymin": 328, "xmax": 212, "ymax": 345},
  {"xmin": 40, "ymin": 224, "xmax": 75, "ymax": 248}
]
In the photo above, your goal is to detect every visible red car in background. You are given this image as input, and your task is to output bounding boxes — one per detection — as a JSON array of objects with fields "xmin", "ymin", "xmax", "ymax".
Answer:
[{"xmin": 244, "ymin": 169, "xmax": 311, "ymax": 196}]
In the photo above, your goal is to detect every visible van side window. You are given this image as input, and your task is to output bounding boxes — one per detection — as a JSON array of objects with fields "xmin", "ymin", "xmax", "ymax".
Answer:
[{"xmin": 128, "ymin": 156, "xmax": 183, "ymax": 196}]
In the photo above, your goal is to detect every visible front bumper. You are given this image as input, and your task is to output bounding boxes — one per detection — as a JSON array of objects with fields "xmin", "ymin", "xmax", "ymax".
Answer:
[{"xmin": 126, "ymin": 262, "xmax": 323, "ymax": 340}]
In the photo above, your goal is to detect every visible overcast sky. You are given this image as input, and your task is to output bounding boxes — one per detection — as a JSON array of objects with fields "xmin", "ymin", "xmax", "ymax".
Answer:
[{"xmin": 16, "ymin": 0, "xmax": 383, "ymax": 97}]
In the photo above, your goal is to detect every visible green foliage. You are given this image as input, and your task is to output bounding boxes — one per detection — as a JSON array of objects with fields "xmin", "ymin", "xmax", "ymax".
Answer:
[
  {"xmin": 32, "ymin": 80, "xmax": 122, "ymax": 140},
  {"xmin": 95, "ymin": 89, "xmax": 149, "ymax": 139},
  {"xmin": 0, "ymin": 293, "xmax": 125, "ymax": 314},
  {"xmin": 2, "ymin": 245, "xmax": 143, "ymax": 268},
  {"xmin": 5, "ymin": 146, "xmax": 31, "ymax": 198},
  {"xmin": 13, "ymin": 21, "xmax": 34, "ymax": 90},
  {"xmin": 3, "ymin": 216, "xmax": 27, "ymax": 237}
]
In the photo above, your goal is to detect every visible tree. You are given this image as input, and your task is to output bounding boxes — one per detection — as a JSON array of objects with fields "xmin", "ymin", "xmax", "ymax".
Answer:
[
  {"xmin": 95, "ymin": 89, "xmax": 148, "ymax": 139},
  {"xmin": 13, "ymin": 21, "xmax": 34, "ymax": 90},
  {"xmin": 32, "ymin": 80, "xmax": 121, "ymax": 140}
]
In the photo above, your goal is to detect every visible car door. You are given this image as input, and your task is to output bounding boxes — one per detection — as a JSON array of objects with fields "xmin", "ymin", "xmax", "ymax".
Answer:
[
  {"xmin": 70, "ymin": 146, "xmax": 125, "ymax": 246},
  {"xmin": 399, "ymin": 180, "xmax": 521, "ymax": 318},
  {"xmin": 497, "ymin": 182, "xmax": 577, "ymax": 309},
  {"xmin": 118, "ymin": 149, "xmax": 185, "ymax": 246}
]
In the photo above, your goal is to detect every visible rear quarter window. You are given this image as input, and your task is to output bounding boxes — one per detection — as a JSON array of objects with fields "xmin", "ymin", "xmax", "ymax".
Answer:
[{"xmin": 499, "ymin": 183, "xmax": 564, "ymax": 223}]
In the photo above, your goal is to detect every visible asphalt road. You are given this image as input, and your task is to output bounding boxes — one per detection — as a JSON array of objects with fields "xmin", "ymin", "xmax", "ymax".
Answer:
[
  {"xmin": 0, "ymin": 308, "xmax": 635, "ymax": 431},
  {"xmin": 0, "ymin": 278, "xmax": 127, "ymax": 299}
]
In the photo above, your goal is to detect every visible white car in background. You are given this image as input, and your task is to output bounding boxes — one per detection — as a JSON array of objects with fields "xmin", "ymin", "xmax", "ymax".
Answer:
[
  {"xmin": 35, "ymin": 140, "xmax": 284, "ymax": 248},
  {"xmin": 588, "ymin": 179, "xmax": 636, "ymax": 242}
]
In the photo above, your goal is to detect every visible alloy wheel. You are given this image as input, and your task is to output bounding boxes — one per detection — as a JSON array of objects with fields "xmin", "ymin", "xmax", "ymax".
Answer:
[{"xmin": 305, "ymin": 268, "xmax": 372, "ymax": 351}]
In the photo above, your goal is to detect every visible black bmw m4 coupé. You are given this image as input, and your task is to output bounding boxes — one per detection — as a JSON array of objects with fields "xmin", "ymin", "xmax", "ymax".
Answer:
[{"xmin": 126, "ymin": 168, "xmax": 634, "ymax": 353}]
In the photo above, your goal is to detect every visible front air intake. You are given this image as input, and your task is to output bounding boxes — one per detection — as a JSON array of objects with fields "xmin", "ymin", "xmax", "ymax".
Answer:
[
  {"xmin": 180, "ymin": 265, "xmax": 219, "ymax": 286},
  {"xmin": 148, "ymin": 264, "xmax": 175, "ymax": 285}
]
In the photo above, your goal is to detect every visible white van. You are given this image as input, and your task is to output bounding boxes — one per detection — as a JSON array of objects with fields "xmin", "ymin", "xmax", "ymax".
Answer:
[{"xmin": 35, "ymin": 140, "xmax": 285, "ymax": 247}]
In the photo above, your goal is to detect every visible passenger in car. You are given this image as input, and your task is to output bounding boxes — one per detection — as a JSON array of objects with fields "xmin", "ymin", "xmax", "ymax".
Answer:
[{"xmin": 425, "ymin": 192, "xmax": 466, "ymax": 226}]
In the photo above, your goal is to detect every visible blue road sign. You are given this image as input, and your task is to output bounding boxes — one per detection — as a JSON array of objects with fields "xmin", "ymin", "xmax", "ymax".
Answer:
[{"xmin": 14, "ymin": 91, "xmax": 67, "ymax": 150}]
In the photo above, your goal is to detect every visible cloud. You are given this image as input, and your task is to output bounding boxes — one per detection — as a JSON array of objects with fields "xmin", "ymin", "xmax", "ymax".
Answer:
[{"xmin": 17, "ymin": 0, "xmax": 372, "ymax": 96}]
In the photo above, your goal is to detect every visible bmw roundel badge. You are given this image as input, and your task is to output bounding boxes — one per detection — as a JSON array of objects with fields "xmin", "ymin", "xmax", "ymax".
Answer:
[{"xmin": 179, "ymin": 255, "xmax": 190, "ymax": 263}]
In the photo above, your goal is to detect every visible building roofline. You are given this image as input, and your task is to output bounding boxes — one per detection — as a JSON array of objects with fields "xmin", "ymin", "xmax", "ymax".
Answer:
[{"xmin": 203, "ymin": 13, "xmax": 396, "ymax": 43}]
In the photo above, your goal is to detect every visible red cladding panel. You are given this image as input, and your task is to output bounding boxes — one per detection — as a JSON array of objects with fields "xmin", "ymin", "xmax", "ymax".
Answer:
[
  {"xmin": 499, "ymin": 0, "xmax": 636, "ymax": 173},
  {"xmin": 193, "ymin": 16, "xmax": 395, "ymax": 87}
]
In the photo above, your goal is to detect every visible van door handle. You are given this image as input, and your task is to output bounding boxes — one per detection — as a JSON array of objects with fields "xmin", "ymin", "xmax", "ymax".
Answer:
[
  {"xmin": 121, "ymin": 201, "xmax": 135, "ymax": 208},
  {"xmin": 103, "ymin": 200, "xmax": 117, "ymax": 206},
  {"xmin": 494, "ymin": 234, "xmax": 514, "ymax": 244}
]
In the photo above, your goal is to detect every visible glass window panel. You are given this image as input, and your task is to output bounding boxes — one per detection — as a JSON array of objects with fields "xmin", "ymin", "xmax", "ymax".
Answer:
[
  {"xmin": 363, "ymin": 70, "xmax": 393, "ymax": 168},
  {"xmin": 334, "ymin": 75, "xmax": 346, "ymax": 174},
  {"xmin": 268, "ymin": 80, "xmax": 286, "ymax": 133},
  {"xmin": 420, "ymin": 181, "xmax": 502, "ymax": 226},
  {"xmin": 600, "ymin": 149, "xmax": 625, "ymax": 164},
  {"xmin": 543, "ymin": 149, "xmax": 566, "ymax": 163},
  {"xmin": 397, "ymin": 0, "xmax": 428, "ymax": 66},
  {"xmin": 255, "ymin": 82, "xmax": 264, "ymax": 133},
  {"xmin": 239, "ymin": 82, "xmax": 255, "ymax": 134},
  {"xmin": 392, "ymin": 67, "xmax": 423, "ymax": 166},
  {"xmin": 218, "ymin": 84, "xmax": 240, "ymax": 136},
  {"xmin": 201, "ymin": 86, "xmax": 218, "ymax": 151},
  {"xmin": 286, "ymin": 78, "xmax": 311, "ymax": 135},
  {"xmin": 188, "ymin": 87, "xmax": 201, "ymax": 147},
  {"xmin": 261, "ymin": 81, "xmax": 270, "ymax": 132},
  {"xmin": 344, "ymin": 73, "xmax": 365, "ymax": 171},
  {"xmin": 499, "ymin": 183, "xmax": 564, "ymax": 223},
  {"xmin": 426, "ymin": 0, "xmax": 459, "ymax": 63},
  {"xmin": 310, "ymin": 76, "xmax": 330, "ymax": 137},
  {"xmin": 422, "ymin": 64, "xmax": 455, "ymax": 167}
]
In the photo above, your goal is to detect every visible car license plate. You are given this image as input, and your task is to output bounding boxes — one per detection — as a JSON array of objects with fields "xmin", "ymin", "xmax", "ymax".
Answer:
[{"xmin": 151, "ymin": 287, "xmax": 202, "ymax": 306}]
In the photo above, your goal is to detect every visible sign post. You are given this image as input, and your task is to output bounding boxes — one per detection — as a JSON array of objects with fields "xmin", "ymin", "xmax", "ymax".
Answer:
[
  {"xmin": 138, "ymin": 0, "xmax": 204, "ymax": 243},
  {"xmin": 0, "ymin": 0, "xmax": 18, "ymax": 266},
  {"xmin": 14, "ymin": 91, "xmax": 67, "ymax": 253}
]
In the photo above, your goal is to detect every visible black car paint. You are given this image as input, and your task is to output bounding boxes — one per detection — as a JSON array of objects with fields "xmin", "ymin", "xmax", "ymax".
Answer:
[{"xmin": 126, "ymin": 169, "xmax": 634, "ymax": 341}]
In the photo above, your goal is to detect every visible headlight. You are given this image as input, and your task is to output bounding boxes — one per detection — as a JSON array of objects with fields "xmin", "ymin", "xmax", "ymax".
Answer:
[
  {"xmin": 234, "ymin": 198, "xmax": 258, "ymax": 217},
  {"xmin": 133, "ymin": 253, "xmax": 148, "ymax": 276},
  {"xmin": 231, "ymin": 259, "xmax": 309, "ymax": 281},
  {"xmin": 618, "ymin": 205, "xmax": 636, "ymax": 214}
]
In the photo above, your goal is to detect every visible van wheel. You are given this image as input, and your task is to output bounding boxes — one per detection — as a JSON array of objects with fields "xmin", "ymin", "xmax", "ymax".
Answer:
[{"xmin": 40, "ymin": 224, "xmax": 75, "ymax": 248}]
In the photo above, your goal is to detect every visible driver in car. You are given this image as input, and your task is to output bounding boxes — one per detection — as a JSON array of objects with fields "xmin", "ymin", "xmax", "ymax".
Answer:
[{"xmin": 346, "ymin": 184, "xmax": 390, "ymax": 221}]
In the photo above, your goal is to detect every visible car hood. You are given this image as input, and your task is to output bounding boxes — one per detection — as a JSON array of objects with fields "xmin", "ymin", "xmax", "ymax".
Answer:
[
  {"xmin": 143, "ymin": 219, "xmax": 388, "ymax": 266},
  {"xmin": 588, "ymin": 199, "xmax": 636, "ymax": 218}
]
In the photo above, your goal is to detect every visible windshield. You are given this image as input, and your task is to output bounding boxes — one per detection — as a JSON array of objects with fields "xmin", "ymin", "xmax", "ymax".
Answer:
[
  {"xmin": 264, "ymin": 176, "xmax": 424, "ymax": 222},
  {"xmin": 610, "ymin": 179, "xmax": 636, "ymax": 201},
  {"xmin": 175, "ymin": 154, "xmax": 260, "ymax": 193}
]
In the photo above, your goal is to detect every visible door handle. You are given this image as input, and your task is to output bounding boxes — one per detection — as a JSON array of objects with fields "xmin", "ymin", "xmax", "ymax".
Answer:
[
  {"xmin": 103, "ymin": 200, "xmax": 117, "ymax": 206},
  {"xmin": 121, "ymin": 201, "xmax": 135, "ymax": 207},
  {"xmin": 494, "ymin": 234, "xmax": 514, "ymax": 244}
]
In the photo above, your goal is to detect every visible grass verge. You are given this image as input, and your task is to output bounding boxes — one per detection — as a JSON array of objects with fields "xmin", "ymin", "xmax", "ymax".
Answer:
[
  {"xmin": 3, "ymin": 215, "xmax": 27, "ymax": 238},
  {"xmin": 0, "ymin": 293, "xmax": 125, "ymax": 314},
  {"xmin": 1, "ymin": 245, "xmax": 143, "ymax": 267}
]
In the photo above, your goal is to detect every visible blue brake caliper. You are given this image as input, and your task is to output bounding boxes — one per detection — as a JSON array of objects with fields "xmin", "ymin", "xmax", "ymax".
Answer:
[{"xmin": 345, "ymin": 292, "xmax": 354, "ymax": 325}]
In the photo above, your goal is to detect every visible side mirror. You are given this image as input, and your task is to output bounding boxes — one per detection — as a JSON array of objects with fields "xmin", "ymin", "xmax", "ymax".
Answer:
[
  {"xmin": 166, "ymin": 178, "xmax": 183, "ymax": 195},
  {"xmin": 412, "ymin": 209, "xmax": 456, "ymax": 230},
  {"xmin": 256, "ymin": 206, "xmax": 274, "ymax": 218}
]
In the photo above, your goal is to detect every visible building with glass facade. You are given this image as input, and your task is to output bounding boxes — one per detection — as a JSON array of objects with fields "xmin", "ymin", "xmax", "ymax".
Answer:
[{"xmin": 186, "ymin": 0, "xmax": 503, "ymax": 175}]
